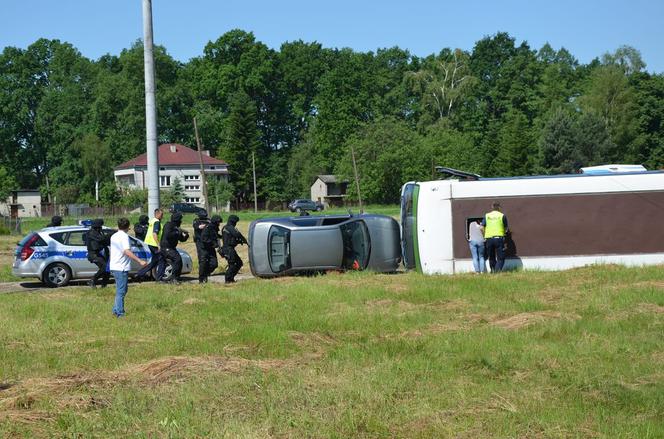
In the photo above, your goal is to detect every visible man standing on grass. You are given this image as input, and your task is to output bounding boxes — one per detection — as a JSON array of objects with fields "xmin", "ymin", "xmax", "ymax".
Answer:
[
  {"xmin": 110, "ymin": 218, "xmax": 147, "ymax": 318},
  {"xmin": 86, "ymin": 218, "xmax": 111, "ymax": 288},
  {"xmin": 482, "ymin": 201, "xmax": 509, "ymax": 273},
  {"xmin": 134, "ymin": 208, "xmax": 164, "ymax": 281},
  {"xmin": 159, "ymin": 212, "xmax": 189, "ymax": 284},
  {"xmin": 221, "ymin": 215, "xmax": 247, "ymax": 284}
]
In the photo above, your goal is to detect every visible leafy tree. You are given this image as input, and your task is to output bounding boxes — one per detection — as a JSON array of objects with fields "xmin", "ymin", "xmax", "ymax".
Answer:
[
  {"xmin": 75, "ymin": 133, "xmax": 112, "ymax": 202},
  {"xmin": 219, "ymin": 90, "xmax": 263, "ymax": 202},
  {"xmin": 335, "ymin": 118, "xmax": 426, "ymax": 204},
  {"xmin": 119, "ymin": 188, "xmax": 147, "ymax": 209},
  {"xmin": 492, "ymin": 108, "xmax": 536, "ymax": 176},
  {"xmin": 206, "ymin": 177, "xmax": 234, "ymax": 211},
  {"xmin": 0, "ymin": 167, "xmax": 17, "ymax": 202},
  {"xmin": 160, "ymin": 177, "xmax": 184, "ymax": 207},
  {"xmin": 405, "ymin": 48, "xmax": 475, "ymax": 125},
  {"xmin": 538, "ymin": 108, "xmax": 614, "ymax": 174},
  {"xmin": 55, "ymin": 185, "xmax": 80, "ymax": 205},
  {"xmin": 99, "ymin": 182, "xmax": 121, "ymax": 207}
]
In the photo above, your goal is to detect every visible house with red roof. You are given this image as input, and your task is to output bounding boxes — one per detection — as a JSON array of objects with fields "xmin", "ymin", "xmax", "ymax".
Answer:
[{"xmin": 114, "ymin": 143, "xmax": 229, "ymax": 205}]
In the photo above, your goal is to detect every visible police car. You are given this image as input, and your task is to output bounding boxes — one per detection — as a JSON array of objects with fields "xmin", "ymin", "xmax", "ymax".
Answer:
[{"xmin": 12, "ymin": 222, "xmax": 193, "ymax": 287}]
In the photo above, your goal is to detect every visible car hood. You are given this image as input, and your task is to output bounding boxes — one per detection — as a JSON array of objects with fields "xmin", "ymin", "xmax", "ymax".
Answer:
[{"xmin": 290, "ymin": 228, "xmax": 343, "ymax": 268}]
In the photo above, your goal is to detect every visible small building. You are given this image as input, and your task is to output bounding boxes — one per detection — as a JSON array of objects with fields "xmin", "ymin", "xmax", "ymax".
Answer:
[
  {"xmin": 311, "ymin": 175, "xmax": 349, "ymax": 207},
  {"xmin": 0, "ymin": 190, "xmax": 42, "ymax": 218},
  {"xmin": 114, "ymin": 143, "xmax": 229, "ymax": 206}
]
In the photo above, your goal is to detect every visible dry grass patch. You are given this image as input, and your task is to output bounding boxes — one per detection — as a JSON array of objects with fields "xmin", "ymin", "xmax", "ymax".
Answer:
[
  {"xmin": 182, "ymin": 297, "xmax": 205, "ymax": 305},
  {"xmin": 0, "ymin": 354, "xmax": 311, "ymax": 421},
  {"xmin": 636, "ymin": 302, "xmax": 664, "ymax": 313},
  {"xmin": 490, "ymin": 311, "xmax": 581, "ymax": 330}
]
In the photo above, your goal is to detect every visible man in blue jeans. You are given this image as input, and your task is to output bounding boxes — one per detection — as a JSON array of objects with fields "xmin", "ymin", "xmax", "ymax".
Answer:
[
  {"xmin": 110, "ymin": 218, "xmax": 147, "ymax": 317},
  {"xmin": 482, "ymin": 202, "xmax": 509, "ymax": 272}
]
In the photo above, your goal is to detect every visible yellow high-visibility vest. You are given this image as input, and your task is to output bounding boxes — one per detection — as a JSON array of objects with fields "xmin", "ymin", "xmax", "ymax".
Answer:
[
  {"xmin": 144, "ymin": 217, "xmax": 162, "ymax": 246},
  {"xmin": 484, "ymin": 211, "xmax": 505, "ymax": 238}
]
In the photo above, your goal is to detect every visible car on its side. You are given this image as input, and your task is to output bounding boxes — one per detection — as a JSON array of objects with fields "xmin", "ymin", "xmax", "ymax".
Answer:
[
  {"xmin": 248, "ymin": 214, "xmax": 401, "ymax": 278},
  {"xmin": 12, "ymin": 225, "xmax": 193, "ymax": 287},
  {"xmin": 287, "ymin": 199, "xmax": 323, "ymax": 213},
  {"xmin": 169, "ymin": 203, "xmax": 207, "ymax": 216}
]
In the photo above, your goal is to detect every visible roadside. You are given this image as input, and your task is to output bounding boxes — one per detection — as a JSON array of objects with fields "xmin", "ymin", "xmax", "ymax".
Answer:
[{"xmin": 0, "ymin": 272, "xmax": 254, "ymax": 294}]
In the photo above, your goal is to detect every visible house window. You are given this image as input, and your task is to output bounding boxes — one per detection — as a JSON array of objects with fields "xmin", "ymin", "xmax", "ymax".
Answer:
[
  {"xmin": 160, "ymin": 176, "xmax": 171, "ymax": 187},
  {"xmin": 160, "ymin": 167, "xmax": 165, "ymax": 171},
  {"xmin": 185, "ymin": 197, "xmax": 200, "ymax": 203},
  {"xmin": 184, "ymin": 175, "xmax": 200, "ymax": 181},
  {"xmin": 185, "ymin": 185, "xmax": 200, "ymax": 191}
]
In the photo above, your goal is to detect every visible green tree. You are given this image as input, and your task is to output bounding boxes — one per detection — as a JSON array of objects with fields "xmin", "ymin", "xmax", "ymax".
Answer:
[
  {"xmin": 219, "ymin": 90, "xmax": 263, "ymax": 202},
  {"xmin": 75, "ymin": 133, "xmax": 112, "ymax": 203},
  {"xmin": 0, "ymin": 167, "xmax": 17, "ymax": 202},
  {"xmin": 405, "ymin": 48, "xmax": 475, "ymax": 126},
  {"xmin": 206, "ymin": 177, "xmax": 234, "ymax": 211},
  {"xmin": 492, "ymin": 108, "xmax": 536, "ymax": 176},
  {"xmin": 335, "ymin": 118, "xmax": 426, "ymax": 204},
  {"xmin": 161, "ymin": 177, "xmax": 184, "ymax": 207},
  {"xmin": 99, "ymin": 182, "xmax": 121, "ymax": 207}
]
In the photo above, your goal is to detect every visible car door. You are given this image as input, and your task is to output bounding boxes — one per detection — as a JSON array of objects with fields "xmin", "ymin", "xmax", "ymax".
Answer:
[
  {"xmin": 128, "ymin": 236, "xmax": 151, "ymax": 271},
  {"xmin": 64, "ymin": 230, "xmax": 97, "ymax": 277}
]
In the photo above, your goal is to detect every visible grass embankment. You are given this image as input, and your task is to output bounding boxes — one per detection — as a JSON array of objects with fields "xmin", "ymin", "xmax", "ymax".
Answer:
[{"xmin": 0, "ymin": 265, "xmax": 662, "ymax": 437}]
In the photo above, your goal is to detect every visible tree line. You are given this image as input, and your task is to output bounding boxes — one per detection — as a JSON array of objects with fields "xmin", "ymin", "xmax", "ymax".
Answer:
[{"xmin": 1, "ymin": 30, "xmax": 662, "ymax": 206}]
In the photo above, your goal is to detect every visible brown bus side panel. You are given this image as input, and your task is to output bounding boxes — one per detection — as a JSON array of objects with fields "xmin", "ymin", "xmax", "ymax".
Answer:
[{"xmin": 452, "ymin": 191, "xmax": 664, "ymax": 258}]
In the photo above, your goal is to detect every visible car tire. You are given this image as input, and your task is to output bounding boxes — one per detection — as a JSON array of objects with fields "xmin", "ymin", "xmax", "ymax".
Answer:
[
  {"xmin": 43, "ymin": 262, "xmax": 72, "ymax": 288},
  {"xmin": 154, "ymin": 263, "xmax": 175, "ymax": 282}
]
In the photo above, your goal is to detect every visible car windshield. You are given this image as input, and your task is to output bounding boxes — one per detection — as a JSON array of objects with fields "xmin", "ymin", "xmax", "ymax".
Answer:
[
  {"xmin": 268, "ymin": 226, "xmax": 291, "ymax": 273},
  {"xmin": 339, "ymin": 220, "xmax": 370, "ymax": 270}
]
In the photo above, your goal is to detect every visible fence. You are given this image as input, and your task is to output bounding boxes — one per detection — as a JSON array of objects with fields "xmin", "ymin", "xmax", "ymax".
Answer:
[{"xmin": 1, "ymin": 216, "xmax": 23, "ymax": 235}]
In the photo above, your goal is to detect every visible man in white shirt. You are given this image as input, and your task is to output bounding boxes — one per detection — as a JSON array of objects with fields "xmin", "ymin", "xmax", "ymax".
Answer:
[{"xmin": 110, "ymin": 218, "xmax": 147, "ymax": 317}]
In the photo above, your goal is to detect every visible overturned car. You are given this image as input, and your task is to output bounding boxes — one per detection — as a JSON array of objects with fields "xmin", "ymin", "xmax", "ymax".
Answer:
[{"xmin": 248, "ymin": 214, "xmax": 401, "ymax": 278}]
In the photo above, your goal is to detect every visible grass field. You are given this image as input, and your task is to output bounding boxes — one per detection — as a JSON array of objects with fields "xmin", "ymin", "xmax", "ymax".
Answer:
[{"xmin": 0, "ymin": 264, "xmax": 662, "ymax": 437}]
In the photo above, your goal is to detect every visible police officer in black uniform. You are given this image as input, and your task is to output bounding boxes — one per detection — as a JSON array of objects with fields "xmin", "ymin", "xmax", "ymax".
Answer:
[
  {"xmin": 199, "ymin": 215, "xmax": 223, "ymax": 283},
  {"xmin": 159, "ymin": 212, "xmax": 189, "ymax": 284},
  {"xmin": 86, "ymin": 218, "xmax": 111, "ymax": 288},
  {"xmin": 134, "ymin": 215, "xmax": 149, "ymax": 241},
  {"xmin": 221, "ymin": 215, "xmax": 247, "ymax": 284},
  {"xmin": 192, "ymin": 210, "xmax": 210, "ymax": 282},
  {"xmin": 47, "ymin": 215, "xmax": 63, "ymax": 227}
]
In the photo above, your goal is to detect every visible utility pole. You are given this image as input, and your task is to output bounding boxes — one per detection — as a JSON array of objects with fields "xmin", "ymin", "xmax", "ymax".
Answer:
[
  {"xmin": 142, "ymin": 0, "xmax": 160, "ymax": 213},
  {"xmin": 351, "ymin": 146, "xmax": 363, "ymax": 214},
  {"xmin": 252, "ymin": 152, "xmax": 258, "ymax": 213},
  {"xmin": 193, "ymin": 117, "xmax": 209, "ymax": 213}
]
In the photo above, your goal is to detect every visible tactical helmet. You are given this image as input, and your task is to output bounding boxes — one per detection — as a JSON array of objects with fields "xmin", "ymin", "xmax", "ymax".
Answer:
[{"xmin": 197, "ymin": 209, "xmax": 208, "ymax": 219}]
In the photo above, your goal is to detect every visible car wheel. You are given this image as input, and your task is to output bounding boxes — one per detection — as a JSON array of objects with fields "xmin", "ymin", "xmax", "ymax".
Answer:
[
  {"xmin": 43, "ymin": 263, "xmax": 72, "ymax": 288},
  {"xmin": 154, "ymin": 263, "xmax": 174, "ymax": 282}
]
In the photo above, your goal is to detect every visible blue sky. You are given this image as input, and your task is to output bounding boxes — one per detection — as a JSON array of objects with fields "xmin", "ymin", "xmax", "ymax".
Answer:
[{"xmin": 2, "ymin": 0, "xmax": 663, "ymax": 72}]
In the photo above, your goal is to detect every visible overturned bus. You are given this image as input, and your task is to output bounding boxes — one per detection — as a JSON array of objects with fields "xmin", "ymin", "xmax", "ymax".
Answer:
[{"xmin": 400, "ymin": 167, "xmax": 664, "ymax": 274}]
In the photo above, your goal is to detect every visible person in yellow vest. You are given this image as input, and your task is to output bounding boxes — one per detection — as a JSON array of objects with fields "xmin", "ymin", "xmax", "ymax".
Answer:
[
  {"xmin": 482, "ymin": 202, "xmax": 509, "ymax": 272},
  {"xmin": 134, "ymin": 208, "xmax": 165, "ymax": 281}
]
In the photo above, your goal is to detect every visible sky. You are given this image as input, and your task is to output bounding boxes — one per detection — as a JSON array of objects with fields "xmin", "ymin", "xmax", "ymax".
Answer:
[{"xmin": 2, "ymin": 0, "xmax": 663, "ymax": 73}]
